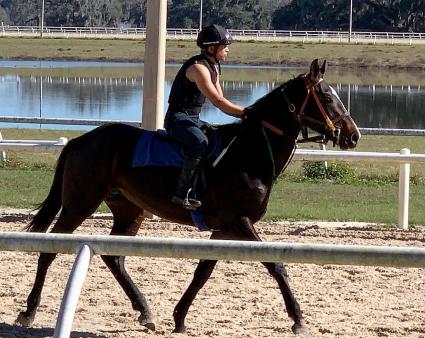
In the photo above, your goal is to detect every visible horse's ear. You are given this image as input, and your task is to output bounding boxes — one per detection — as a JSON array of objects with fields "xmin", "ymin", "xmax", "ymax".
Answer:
[
  {"xmin": 320, "ymin": 60, "xmax": 326, "ymax": 75},
  {"xmin": 309, "ymin": 59, "xmax": 320, "ymax": 81}
]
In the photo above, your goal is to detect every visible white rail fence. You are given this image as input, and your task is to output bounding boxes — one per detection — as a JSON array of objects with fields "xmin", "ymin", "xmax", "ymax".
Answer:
[
  {"xmin": 0, "ymin": 130, "xmax": 423, "ymax": 229},
  {"xmin": 0, "ymin": 132, "xmax": 67, "ymax": 162},
  {"xmin": 0, "ymin": 232, "xmax": 424, "ymax": 337},
  {"xmin": 2, "ymin": 116, "xmax": 425, "ymax": 136},
  {"xmin": 1, "ymin": 24, "xmax": 424, "ymax": 44}
]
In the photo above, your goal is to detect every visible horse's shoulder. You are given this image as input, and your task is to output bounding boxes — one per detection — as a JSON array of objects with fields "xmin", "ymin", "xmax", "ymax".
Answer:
[{"xmin": 214, "ymin": 121, "xmax": 242, "ymax": 138}]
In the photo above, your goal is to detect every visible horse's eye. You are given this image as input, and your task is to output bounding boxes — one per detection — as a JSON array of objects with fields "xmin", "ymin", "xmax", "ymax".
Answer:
[{"xmin": 324, "ymin": 94, "xmax": 333, "ymax": 103}]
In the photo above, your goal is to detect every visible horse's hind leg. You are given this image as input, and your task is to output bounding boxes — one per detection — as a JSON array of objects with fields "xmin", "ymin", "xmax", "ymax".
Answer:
[
  {"xmin": 16, "ymin": 208, "xmax": 97, "ymax": 327},
  {"xmin": 173, "ymin": 232, "xmax": 221, "ymax": 333},
  {"xmin": 16, "ymin": 251, "xmax": 57, "ymax": 327},
  {"xmin": 102, "ymin": 196, "xmax": 155, "ymax": 330}
]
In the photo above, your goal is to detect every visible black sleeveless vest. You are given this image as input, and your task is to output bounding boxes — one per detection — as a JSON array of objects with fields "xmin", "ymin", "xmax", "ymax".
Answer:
[{"xmin": 167, "ymin": 54, "xmax": 217, "ymax": 116}]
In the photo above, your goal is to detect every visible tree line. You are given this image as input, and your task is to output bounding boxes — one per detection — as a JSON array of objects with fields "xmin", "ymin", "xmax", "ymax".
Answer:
[{"xmin": 0, "ymin": 0, "xmax": 423, "ymax": 32}]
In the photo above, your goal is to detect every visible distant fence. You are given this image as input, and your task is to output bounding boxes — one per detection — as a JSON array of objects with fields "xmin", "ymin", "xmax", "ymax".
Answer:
[{"xmin": 1, "ymin": 24, "xmax": 424, "ymax": 44}]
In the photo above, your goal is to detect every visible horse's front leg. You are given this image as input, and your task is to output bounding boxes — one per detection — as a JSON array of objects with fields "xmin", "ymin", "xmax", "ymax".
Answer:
[
  {"xmin": 262, "ymin": 262, "xmax": 308, "ymax": 336},
  {"xmin": 231, "ymin": 217, "xmax": 309, "ymax": 337}
]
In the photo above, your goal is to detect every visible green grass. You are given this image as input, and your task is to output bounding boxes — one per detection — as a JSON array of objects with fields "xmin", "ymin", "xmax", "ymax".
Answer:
[
  {"xmin": 1, "ymin": 128, "xmax": 425, "ymax": 225},
  {"xmin": 1, "ymin": 37, "xmax": 425, "ymax": 85},
  {"xmin": 268, "ymin": 181, "xmax": 400, "ymax": 224},
  {"xmin": 0, "ymin": 168, "xmax": 53, "ymax": 209}
]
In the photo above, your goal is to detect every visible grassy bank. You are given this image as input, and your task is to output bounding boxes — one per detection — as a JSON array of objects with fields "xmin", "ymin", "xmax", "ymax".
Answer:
[
  {"xmin": 1, "ymin": 36, "xmax": 425, "ymax": 70},
  {"xmin": 1, "ymin": 128, "xmax": 424, "ymax": 225}
]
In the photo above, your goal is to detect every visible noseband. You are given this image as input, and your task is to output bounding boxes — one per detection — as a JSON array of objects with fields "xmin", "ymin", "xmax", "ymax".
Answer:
[{"xmin": 261, "ymin": 75, "xmax": 350, "ymax": 145}]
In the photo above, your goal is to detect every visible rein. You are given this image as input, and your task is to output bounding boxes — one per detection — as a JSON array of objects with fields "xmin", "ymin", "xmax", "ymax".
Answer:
[
  {"xmin": 260, "ymin": 75, "xmax": 349, "ymax": 145},
  {"xmin": 258, "ymin": 75, "xmax": 341, "ymax": 179}
]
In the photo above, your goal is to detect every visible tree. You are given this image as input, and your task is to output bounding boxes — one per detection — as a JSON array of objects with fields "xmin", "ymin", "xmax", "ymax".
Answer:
[
  {"xmin": 121, "ymin": 0, "xmax": 146, "ymax": 27},
  {"xmin": 168, "ymin": 0, "xmax": 200, "ymax": 28},
  {"xmin": 0, "ymin": 5, "xmax": 10, "ymax": 24},
  {"xmin": 272, "ymin": 0, "xmax": 424, "ymax": 32}
]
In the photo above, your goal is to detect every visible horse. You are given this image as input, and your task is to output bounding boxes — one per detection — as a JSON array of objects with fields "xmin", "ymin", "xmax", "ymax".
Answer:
[{"xmin": 15, "ymin": 59, "xmax": 360, "ymax": 336}]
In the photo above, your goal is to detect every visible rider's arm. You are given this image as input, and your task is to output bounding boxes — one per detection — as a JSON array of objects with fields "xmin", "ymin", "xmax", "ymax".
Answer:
[{"xmin": 186, "ymin": 63, "xmax": 244, "ymax": 117}]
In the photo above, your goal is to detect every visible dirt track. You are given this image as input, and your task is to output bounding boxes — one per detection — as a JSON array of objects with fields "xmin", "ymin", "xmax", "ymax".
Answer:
[{"xmin": 0, "ymin": 209, "xmax": 424, "ymax": 338}]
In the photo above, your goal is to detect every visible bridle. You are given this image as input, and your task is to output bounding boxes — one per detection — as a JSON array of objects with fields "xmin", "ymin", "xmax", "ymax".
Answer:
[{"xmin": 261, "ymin": 74, "xmax": 350, "ymax": 145}]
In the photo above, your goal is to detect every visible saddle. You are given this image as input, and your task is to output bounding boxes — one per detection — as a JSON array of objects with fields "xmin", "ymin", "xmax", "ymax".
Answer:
[
  {"xmin": 132, "ymin": 128, "xmax": 224, "ymax": 231},
  {"xmin": 132, "ymin": 128, "xmax": 222, "ymax": 168}
]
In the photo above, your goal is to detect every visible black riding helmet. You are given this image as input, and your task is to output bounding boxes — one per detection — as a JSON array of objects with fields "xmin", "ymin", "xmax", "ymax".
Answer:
[
  {"xmin": 197, "ymin": 24, "xmax": 233, "ymax": 48},
  {"xmin": 197, "ymin": 25, "xmax": 232, "ymax": 74}
]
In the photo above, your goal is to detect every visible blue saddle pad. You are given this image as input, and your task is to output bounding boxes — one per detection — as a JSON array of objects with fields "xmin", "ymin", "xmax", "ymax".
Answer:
[
  {"xmin": 132, "ymin": 129, "xmax": 222, "ymax": 168},
  {"xmin": 132, "ymin": 130, "xmax": 184, "ymax": 167},
  {"xmin": 131, "ymin": 129, "xmax": 222, "ymax": 231}
]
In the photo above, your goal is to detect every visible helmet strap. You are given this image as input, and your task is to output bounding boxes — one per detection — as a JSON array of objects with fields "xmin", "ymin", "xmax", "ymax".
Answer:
[
  {"xmin": 205, "ymin": 45, "xmax": 221, "ymax": 75},
  {"xmin": 203, "ymin": 46, "xmax": 222, "ymax": 75},
  {"xmin": 217, "ymin": 61, "xmax": 222, "ymax": 75}
]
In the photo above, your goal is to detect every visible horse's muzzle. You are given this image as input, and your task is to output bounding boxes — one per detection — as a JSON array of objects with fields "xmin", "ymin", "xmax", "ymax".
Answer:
[{"xmin": 350, "ymin": 132, "xmax": 360, "ymax": 145}]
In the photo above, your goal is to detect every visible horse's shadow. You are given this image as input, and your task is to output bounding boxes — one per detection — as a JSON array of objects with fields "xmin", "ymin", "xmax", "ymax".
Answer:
[
  {"xmin": 0, "ymin": 322, "xmax": 107, "ymax": 338},
  {"xmin": 0, "ymin": 213, "xmax": 32, "ymax": 224}
]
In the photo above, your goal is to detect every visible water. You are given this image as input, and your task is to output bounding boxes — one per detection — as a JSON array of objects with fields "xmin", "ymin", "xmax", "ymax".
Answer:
[{"xmin": 0, "ymin": 60, "xmax": 424, "ymax": 130}]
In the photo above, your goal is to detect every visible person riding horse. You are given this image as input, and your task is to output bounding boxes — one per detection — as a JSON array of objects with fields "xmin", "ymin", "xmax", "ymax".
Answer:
[{"xmin": 164, "ymin": 24, "xmax": 245, "ymax": 210}]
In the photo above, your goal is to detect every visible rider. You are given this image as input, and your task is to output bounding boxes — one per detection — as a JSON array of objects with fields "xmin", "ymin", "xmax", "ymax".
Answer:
[{"xmin": 165, "ymin": 24, "xmax": 245, "ymax": 209}]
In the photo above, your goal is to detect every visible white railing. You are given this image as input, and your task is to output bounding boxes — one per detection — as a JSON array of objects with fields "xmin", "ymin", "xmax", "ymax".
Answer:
[
  {"xmin": 0, "ymin": 132, "xmax": 67, "ymax": 162},
  {"xmin": 0, "ymin": 232, "xmax": 424, "ymax": 337},
  {"xmin": 294, "ymin": 148, "xmax": 422, "ymax": 230},
  {"xmin": 2, "ymin": 117, "xmax": 425, "ymax": 136},
  {"xmin": 0, "ymin": 132, "xmax": 422, "ymax": 229},
  {"xmin": 1, "ymin": 117, "xmax": 424, "ymax": 228},
  {"xmin": 0, "ymin": 137, "xmax": 67, "ymax": 152},
  {"xmin": 0, "ymin": 24, "xmax": 423, "ymax": 43}
]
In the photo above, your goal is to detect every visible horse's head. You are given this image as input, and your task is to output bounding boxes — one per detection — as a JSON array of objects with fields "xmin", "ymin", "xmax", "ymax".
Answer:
[
  {"xmin": 244, "ymin": 59, "xmax": 360, "ymax": 150},
  {"xmin": 298, "ymin": 59, "xmax": 361, "ymax": 150}
]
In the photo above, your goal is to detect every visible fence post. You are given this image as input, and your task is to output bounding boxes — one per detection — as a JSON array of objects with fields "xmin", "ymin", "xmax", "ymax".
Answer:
[
  {"xmin": 398, "ymin": 148, "xmax": 410, "ymax": 230},
  {"xmin": 319, "ymin": 142, "xmax": 328, "ymax": 169},
  {"xmin": 54, "ymin": 244, "xmax": 93, "ymax": 338},
  {"xmin": 0, "ymin": 131, "xmax": 6, "ymax": 162}
]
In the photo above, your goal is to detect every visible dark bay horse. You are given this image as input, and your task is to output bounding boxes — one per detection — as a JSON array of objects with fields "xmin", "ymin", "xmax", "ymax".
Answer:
[{"xmin": 16, "ymin": 59, "xmax": 360, "ymax": 336}]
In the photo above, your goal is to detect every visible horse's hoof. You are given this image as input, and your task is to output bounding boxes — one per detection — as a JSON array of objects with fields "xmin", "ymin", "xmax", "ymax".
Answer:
[
  {"xmin": 15, "ymin": 311, "xmax": 34, "ymax": 327},
  {"xmin": 292, "ymin": 320, "xmax": 310, "ymax": 337},
  {"xmin": 138, "ymin": 314, "xmax": 156, "ymax": 331},
  {"xmin": 172, "ymin": 325, "xmax": 186, "ymax": 333}
]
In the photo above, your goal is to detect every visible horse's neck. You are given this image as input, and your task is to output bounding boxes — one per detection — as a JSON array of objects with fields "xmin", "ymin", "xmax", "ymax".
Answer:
[
  {"xmin": 232, "ymin": 121, "xmax": 298, "ymax": 182},
  {"xmin": 262, "ymin": 126, "xmax": 298, "ymax": 176},
  {"xmin": 215, "ymin": 78, "xmax": 304, "ymax": 180}
]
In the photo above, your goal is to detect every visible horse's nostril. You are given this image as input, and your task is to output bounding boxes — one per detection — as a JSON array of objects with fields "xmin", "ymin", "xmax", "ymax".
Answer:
[{"xmin": 351, "ymin": 133, "xmax": 359, "ymax": 144}]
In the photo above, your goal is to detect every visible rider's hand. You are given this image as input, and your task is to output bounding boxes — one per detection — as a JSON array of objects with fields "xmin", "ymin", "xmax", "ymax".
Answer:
[{"xmin": 243, "ymin": 106, "xmax": 256, "ymax": 120}]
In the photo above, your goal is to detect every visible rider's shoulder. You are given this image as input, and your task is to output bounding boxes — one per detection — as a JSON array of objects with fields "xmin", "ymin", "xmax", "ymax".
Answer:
[{"xmin": 187, "ymin": 61, "xmax": 210, "ymax": 76}]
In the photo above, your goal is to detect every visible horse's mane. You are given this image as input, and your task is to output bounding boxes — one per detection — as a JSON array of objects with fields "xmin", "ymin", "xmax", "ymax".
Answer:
[
  {"xmin": 213, "ymin": 73, "xmax": 303, "ymax": 140},
  {"xmin": 246, "ymin": 74, "xmax": 302, "ymax": 113}
]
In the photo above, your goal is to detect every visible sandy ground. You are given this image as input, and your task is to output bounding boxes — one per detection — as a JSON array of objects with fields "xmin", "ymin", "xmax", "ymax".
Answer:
[{"xmin": 0, "ymin": 209, "xmax": 424, "ymax": 338}]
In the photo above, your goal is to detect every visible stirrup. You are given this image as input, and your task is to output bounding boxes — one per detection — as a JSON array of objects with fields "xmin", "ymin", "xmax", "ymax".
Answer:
[
  {"xmin": 172, "ymin": 188, "xmax": 201, "ymax": 210},
  {"xmin": 182, "ymin": 188, "xmax": 202, "ymax": 210}
]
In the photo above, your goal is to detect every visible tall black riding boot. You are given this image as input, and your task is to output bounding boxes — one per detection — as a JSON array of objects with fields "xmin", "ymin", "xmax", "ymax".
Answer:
[{"xmin": 171, "ymin": 157, "xmax": 202, "ymax": 210}]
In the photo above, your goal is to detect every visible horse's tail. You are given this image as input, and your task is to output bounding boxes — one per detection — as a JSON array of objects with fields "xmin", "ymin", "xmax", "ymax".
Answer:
[{"xmin": 25, "ymin": 142, "xmax": 70, "ymax": 233}]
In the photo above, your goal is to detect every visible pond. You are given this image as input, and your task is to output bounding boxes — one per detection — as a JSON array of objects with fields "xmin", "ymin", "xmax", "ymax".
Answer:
[{"xmin": 0, "ymin": 60, "xmax": 424, "ymax": 130}]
